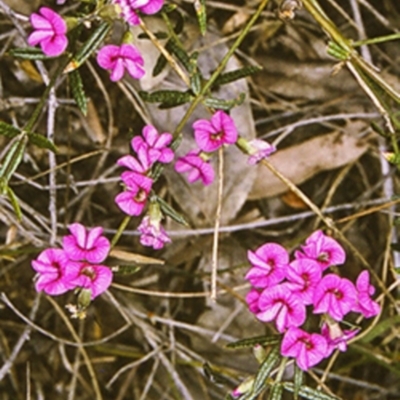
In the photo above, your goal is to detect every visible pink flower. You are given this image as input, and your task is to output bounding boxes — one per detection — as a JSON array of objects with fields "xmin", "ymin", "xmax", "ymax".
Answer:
[
  {"xmin": 62, "ymin": 223, "xmax": 111, "ymax": 264},
  {"xmin": 97, "ymin": 44, "xmax": 145, "ymax": 82},
  {"xmin": 27, "ymin": 7, "xmax": 68, "ymax": 57},
  {"xmin": 131, "ymin": 125, "xmax": 174, "ymax": 165},
  {"xmin": 193, "ymin": 110, "xmax": 238, "ymax": 152},
  {"xmin": 245, "ymin": 288, "xmax": 262, "ymax": 314},
  {"xmin": 295, "ymin": 230, "xmax": 346, "ymax": 270},
  {"xmin": 313, "ymin": 274, "xmax": 357, "ymax": 321},
  {"xmin": 245, "ymin": 243, "xmax": 289, "ymax": 289},
  {"xmin": 138, "ymin": 215, "xmax": 171, "ymax": 249},
  {"xmin": 281, "ymin": 327, "xmax": 328, "ymax": 371},
  {"xmin": 72, "ymin": 263, "xmax": 113, "ymax": 299},
  {"xmin": 117, "ymin": 149, "xmax": 152, "ymax": 174},
  {"xmin": 31, "ymin": 248, "xmax": 80, "ymax": 295},
  {"xmin": 352, "ymin": 271, "xmax": 380, "ymax": 318},
  {"xmin": 115, "ymin": 173, "xmax": 153, "ymax": 216},
  {"xmin": 285, "ymin": 259, "xmax": 322, "ymax": 305},
  {"xmin": 113, "ymin": 0, "xmax": 164, "ymax": 25},
  {"xmin": 256, "ymin": 284, "xmax": 306, "ymax": 333},
  {"xmin": 174, "ymin": 150, "xmax": 215, "ymax": 186},
  {"xmin": 247, "ymin": 139, "xmax": 276, "ymax": 165},
  {"xmin": 321, "ymin": 322, "xmax": 359, "ymax": 357}
]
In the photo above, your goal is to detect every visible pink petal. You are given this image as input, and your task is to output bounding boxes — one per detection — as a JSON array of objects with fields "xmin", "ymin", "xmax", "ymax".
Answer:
[
  {"xmin": 124, "ymin": 58, "xmax": 145, "ymax": 79},
  {"xmin": 85, "ymin": 226, "xmax": 104, "ymax": 249},
  {"xmin": 97, "ymin": 45, "xmax": 119, "ymax": 69},
  {"xmin": 115, "ymin": 190, "xmax": 146, "ymax": 216},
  {"xmin": 30, "ymin": 12, "xmax": 52, "ymax": 30},
  {"xmin": 68, "ymin": 223, "xmax": 87, "ymax": 249},
  {"xmin": 86, "ymin": 236, "xmax": 110, "ymax": 264},
  {"xmin": 41, "ymin": 34, "xmax": 68, "ymax": 57},
  {"xmin": 139, "ymin": 0, "xmax": 164, "ymax": 14},
  {"xmin": 27, "ymin": 30, "xmax": 53, "ymax": 46},
  {"xmin": 110, "ymin": 57, "xmax": 125, "ymax": 81},
  {"xmin": 39, "ymin": 7, "xmax": 67, "ymax": 34}
]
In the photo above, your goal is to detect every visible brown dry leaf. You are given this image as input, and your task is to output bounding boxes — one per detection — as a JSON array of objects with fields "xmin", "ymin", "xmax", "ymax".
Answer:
[
  {"xmin": 249, "ymin": 121, "xmax": 369, "ymax": 199},
  {"xmin": 281, "ymin": 190, "xmax": 308, "ymax": 209},
  {"xmin": 137, "ymin": 21, "xmax": 257, "ymax": 226},
  {"xmin": 84, "ymin": 99, "xmax": 106, "ymax": 143},
  {"xmin": 222, "ymin": 9, "xmax": 250, "ymax": 34},
  {"xmin": 109, "ymin": 248, "xmax": 165, "ymax": 265}
]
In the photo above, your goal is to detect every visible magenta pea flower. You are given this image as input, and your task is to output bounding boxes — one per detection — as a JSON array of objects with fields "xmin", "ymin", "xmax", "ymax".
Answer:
[
  {"xmin": 352, "ymin": 270, "xmax": 380, "ymax": 318},
  {"xmin": 247, "ymin": 139, "xmax": 276, "ymax": 165},
  {"xmin": 113, "ymin": 0, "xmax": 164, "ymax": 25},
  {"xmin": 245, "ymin": 243, "xmax": 289, "ymax": 289},
  {"xmin": 285, "ymin": 259, "xmax": 322, "ymax": 305},
  {"xmin": 281, "ymin": 327, "xmax": 328, "ymax": 371},
  {"xmin": 27, "ymin": 7, "xmax": 68, "ymax": 57},
  {"xmin": 138, "ymin": 215, "xmax": 171, "ymax": 249},
  {"xmin": 245, "ymin": 288, "xmax": 262, "ymax": 314},
  {"xmin": 97, "ymin": 44, "xmax": 145, "ymax": 82},
  {"xmin": 131, "ymin": 125, "xmax": 174, "ymax": 165},
  {"xmin": 72, "ymin": 263, "xmax": 113, "ymax": 299},
  {"xmin": 321, "ymin": 322, "xmax": 359, "ymax": 357},
  {"xmin": 193, "ymin": 110, "xmax": 238, "ymax": 152},
  {"xmin": 115, "ymin": 172, "xmax": 153, "ymax": 216},
  {"xmin": 62, "ymin": 223, "xmax": 111, "ymax": 264},
  {"xmin": 313, "ymin": 274, "xmax": 357, "ymax": 321},
  {"xmin": 295, "ymin": 230, "xmax": 346, "ymax": 270},
  {"xmin": 117, "ymin": 148, "xmax": 152, "ymax": 175},
  {"xmin": 256, "ymin": 284, "xmax": 306, "ymax": 333},
  {"xmin": 174, "ymin": 150, "xmax": 215, "ymax": 186},
  {"xmin": 31, "ymin": 248, "xmax": 80, "ymax": 295}
]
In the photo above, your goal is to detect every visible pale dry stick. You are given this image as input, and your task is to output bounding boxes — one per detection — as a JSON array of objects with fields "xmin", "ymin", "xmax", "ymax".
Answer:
[
  {"xmin": 211, "ymin": 147, "xmax": 224, "ymax": 301},
  {"xmin": 26, "ymin": 363, "xmax": 30, "ymax": 400},
  {"xmin": 0, "ymin": 292, "xmax": 40, "ymax": 381},
  {"xmin": 357, "ymin": 0, "xmax": 394, "ymax": 30},
  {"xmin": 68, "ymin": 321, "xmax": 85, "ymax": 400},
  {"xmin": 349, "ymin": 0, "xmax": 371, "ymax": 62},
  {"xmin": 116, "ymin": 367, "xmax": 137, "ymax": 400},
  {"xmin": 47, "ymin": 84, "xmax": 58, "ymax": 245},
  {"xmin": 312, "ymin": 163, "xmax": 354, "ymax": 231},
  {"xmin": 211, "ymin": 302, "xmax": 243, "ymax": 343},
  {"xmin": 138, "ymin": 358, "xmax": 160, "ymax": 400},
  {"xmin": 116, "ymin": 80, "xmax": 152, "ymax": 126},
  {"xmin": 139, "ymin": 20, "xmax": 190, "ymax": 87},
  {"xmin": 45, "ymin": 296, "xmax": 103, "ymax": 400},
  {"xmin": 74, "ymin": 60, "xmax": 114, "ymax": 222},
  {"xmin": 106, "ymin": 347, "xmax": 162, "ymax": 388},
  {"xmin": 0, "ymin": 292, "xmax": 132, "ymax": 347},
  {"xmin": 325, "ymin": 0, "xmax": 359, "ymax": 30},
  {"xmin": 308, "ymin": 369, "xmax": 342, "ymax": 399}
]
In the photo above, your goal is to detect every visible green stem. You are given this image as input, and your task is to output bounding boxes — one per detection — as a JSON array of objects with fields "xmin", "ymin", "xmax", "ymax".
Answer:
[
  {"xmin": 24, "ymin": 56, "xmax": 70, "ymax": 132},
  {"xmin": 172, "ymin": 0, "xmax": 272, "ymax": 139},
  {"xmin": 111, "ymin": 215, "xmax": 131, "ymax": 248},
  {"xmin": 353, "ymin": 33, "xmax": 400, "ymax": 47}
]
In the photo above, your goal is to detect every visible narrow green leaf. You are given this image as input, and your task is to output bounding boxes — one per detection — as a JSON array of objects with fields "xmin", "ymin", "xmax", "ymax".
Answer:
[
  {"xmin": 268, "ymin": 384, "xmax": 283, "ymax": 400},
  {"xmin": 226, "ymin": 335, "xmax": 280, "ymax": 349},
  {"xmin": 68, "ymin": 21, "xmax": 111, "ymax": 71},
  {"xmin": 283, "ymin": 383, "xmax": 341, "ymax": 400},
  {"xmin": 360, "ymin": 314, "xmax": 400, "ymax": 343},
  {"xmin": 139, "ymin": 90, "xmax": 193, "ymax": 108},
  {"xmin": 0, "ymin": 122, "xmax": 21, "ymax": 139},
  {"xmin": 214, "ymin": 66, "xmax": 262, "ymax": 87},
  {"xmin": 194, "ymin": 0, "xmax": 207, "ymax": 35},
  {"xmin": 189, "ymin": 52, "xmax": 202, "ymax": 95},
  {"xmin": 252, "ymin": 346, "xmax": 280, "ymax": 397},
  {"xmin": 294, "ymin": 365, "xmax": 303, "ymax": 400},
  {"xmin": 168, "ymin": 38, "xmax": 191, "ymax": 71},
  {"xmin": 69, "ymin": 69, "xmax": 87, "ymax": 115},
  {"xmin": 9, "ymin": 47, "xmax": 51, "ymax": 60},
  {"xmin": 0, "ymin": 135, "xmax": 27, "ymax": 183},
  {"xmin": 5, "ymin": 185, "xmax": 22, "ymax": 221},
  {"xmin": 155, "ymin": 195, "xmax": 189, "ymax": 226},
  {"xmin": 28, "ymin": 133, "xmax": 57, "ymax": 153},
  {"xmin": 138, "ymin": 31, "xmax": 169, "ymax": 40},
  {"xmin": 203, "ymin": 363, "xmax": 232, "ymax": 385},
  {"xmin": 203, "ymin": 93, "xmax": 246, "ymax": 110}
]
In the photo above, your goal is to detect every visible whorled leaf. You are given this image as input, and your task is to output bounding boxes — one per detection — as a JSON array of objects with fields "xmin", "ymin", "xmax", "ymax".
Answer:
[
  {"xmin": 268, "ymin": 384, "xmax": 283, "ymax": 400},
  {"xmin": 9, "ymin": 47, "xmax": 51, "ymax": 60},
  {"xmin": 283, "ymin": 383, "xmax": 341, "ymax": 400},
  {"xmin": 5, "ymin": 185, "xmax": 22, "ymax": 221},
  {"xmin": 139, "ymin": 89, "xmax": 193, "ymax": 108},
  {"xmin": 69, "ymin": 69, "xmax": 87, "ymax": 115},
  {"xmin": 0, "ymin": 121, "xmax": 21, "ymax": 139},
  {"xmin": 194, "ymin": 0, "xmax": 207, "ymax": 35},
  {"xmin": 203, "ymin": 92, "xmax": 246, "ymax": 110},
  {"xmin": 213, "ymin": 66, "xmax": 262, "ymax": 88},
  {"xmin": 0, "ymin": 135, "xmax": 28, "ymax": 184},
  {"xmin": 294, "ymin": 365, "xmax": 304, "ymax": 400},
  {"xmin": 226, "ymin": 335, "xmax": 280, "ymax": 349},
  {"xmin": 155, "ymin": 195, "xmax": 189, "ymax": 226},
  {"xmin": 28, "ymin": 133, "xmax": 57, "ymax": 153}
]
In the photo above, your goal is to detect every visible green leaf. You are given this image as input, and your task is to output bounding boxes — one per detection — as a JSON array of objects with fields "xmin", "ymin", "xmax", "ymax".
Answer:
[
  {"xmin": 294, "ymin": 365, "xmax": 303, "ymax": 400},
  {"xmin": 5, "ymin": 185, "xmax": 22, "ymax": 221},
  {"xmin": 112, "ymin": 265, "xmax": 141, "ymax": 275},
  {"xmin": 203, "ymin": 93, "xmax": 246, "ymax": 110},
  {"xmin": 68, "ymin": 21, "xmax": 111, "ymax": 71},
  {"xmin": 214, "ymin": 66, "xmax": 262, "ymax": 87},
  {"xmin": 0, "ymin": 122, "xmax": 21, "ymax": 139},
  {"xmin": 268, "ymin": 384, "xmax": 283, "ymax": 400},
  {"xmin": 226, "ymin": 335, "xmax": 280, "ymax": 349},
  {"xmin": 0, "ymin": 135, "xmax": 28, "ymax": 183},
  {"xmin": 194, "ymin": 0, "xmax": 207, "ymax": 35},
  {"xmin": 203, "ymin": 363, "xmax": 232, "ymax": 385},
  {"xmin": 69, "ymin": 69, "xmax": 87, "ymax": 115},
  {"xmin": 189, "ymin": 52, "xmax": 202, "ymax": 95},
  {"xmin": 250, "ymin": 346, "xmax": 280, "ymax": 398},
  {"xmin": 28, "ymin": 133, "xmax": 57, "ymax": 153},
  {"xmin": 168, "ymin": 38, "xmax": 191, "ymax": 71},
  {"xmin": 9, "ymin": 47, "xmax": 51, "ymax": 60},
  {"xmin": 359, "ymin": 314, "xmax": 400, "ymax": 343},
  {"xmin": 155, "ymin": 195, "xmax": 189, "ymax": 226},
  {"xmin": 139, "ymin": 90, "xmax": 193, "ymax": 108},
  {"xmin": 138, "ymin": 31, "xmax": 169, "ymax": 40},
  {"xmin": 283, "ymin": 383, "xmax": 341, "ymax": 400}
]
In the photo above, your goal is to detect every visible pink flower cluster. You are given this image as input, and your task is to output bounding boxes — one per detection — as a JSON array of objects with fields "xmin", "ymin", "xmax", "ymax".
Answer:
[
  {"xmin": 245, "ymin": 230, "xmax": 380, "ymax": 371},
  {"xmin": 115, "ymin": 125, "xmax": 173, "ymax": 249},
  {"xmin": 31, "ymin": 223, "xmax": 112, "ymax": 299},
  {"xmin": 113, "ymin": 0, "xmax": 164, "ymax": 26},
  {"xmin": 175, "ymin": 110, "xmax": 238, "ymax": 186}
]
